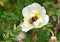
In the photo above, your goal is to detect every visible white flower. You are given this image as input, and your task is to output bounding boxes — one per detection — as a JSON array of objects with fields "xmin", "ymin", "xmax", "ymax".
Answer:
[{"xmin": 21, "ymin": 3, "xmax": 49, "ymax": 32}]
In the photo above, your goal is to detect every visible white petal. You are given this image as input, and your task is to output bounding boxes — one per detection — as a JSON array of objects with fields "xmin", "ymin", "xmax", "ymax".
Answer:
[
  {"xmin": 27, "ymin": 3, "xmax": 46, "ymax": 15},
  {"xmin": 43, "ymin": 15, "xmax": 49, "ymax": 25},
  {"xmin": 21, "ymin": 20, "xmax": 34, "ymax": 32},
  {"xmin": 22, "ymin": 7, "xmax": 31, "ymax": 17},
  {"xmin": 33, "ymin": 18, "xmax": 42, "ymax": 26},
  {"xmin": 41, "ymin": 6, "xmax": 46, "ymax": 15},
  {"xmin": 33, "ymin": 18, "xmax": 43, "ymax": 28},
  {"xmin": 22, "ymin": 3, "xmax": 42, "ymax": 18},
  {"xmin": 22, "ymin": 27, "xmax": 33, "ymax": 32},
  {"xmin": 21, "ymin": 21, "xmax": 32, "ymax": 28},
  {"xmin": 16, "ymin": 31, "xmax": 25, "ymax": 41},
  {"xmin": 27, "ymin": 3, "xmax": 41, "ymax": 12}
]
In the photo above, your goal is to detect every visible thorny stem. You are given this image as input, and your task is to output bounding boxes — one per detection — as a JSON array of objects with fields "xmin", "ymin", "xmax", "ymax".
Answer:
[
  {"xmin": 54, "ymin": 0, "xmax": 60, "ymax": 36},
  {"xmin": 54, "ymin": 16, "xmax": 59, "ymax": 36}
]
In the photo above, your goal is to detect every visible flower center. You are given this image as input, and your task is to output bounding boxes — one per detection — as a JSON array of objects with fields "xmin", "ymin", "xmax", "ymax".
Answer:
[
  {"xmin": 30, "ymin": 16, "xmax": 38, "ymax": 24},
  {"xmin": 30, "ymin": 12, "xmax": 41, "ymax": 24}
]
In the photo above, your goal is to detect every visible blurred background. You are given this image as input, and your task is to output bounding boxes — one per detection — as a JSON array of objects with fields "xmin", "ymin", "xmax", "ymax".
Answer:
[{"xmin": 0, "ymin": 0, "xmax": 59, "ymax": 42}]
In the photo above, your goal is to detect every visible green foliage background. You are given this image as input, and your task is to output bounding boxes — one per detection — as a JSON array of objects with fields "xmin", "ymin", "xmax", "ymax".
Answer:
[{"xmin": 0, "ymin": 0, "xmax": 59, "ymax": 42}]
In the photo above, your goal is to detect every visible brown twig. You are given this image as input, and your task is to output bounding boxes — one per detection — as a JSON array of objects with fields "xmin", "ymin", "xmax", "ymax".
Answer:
[
  {"xmin": 54, "ymin": 16, "xmax": 59, "ymax": 36},
  {"xmin": 54, "ymin": 0, "xmax": 60, "ymax": 36},
  {"xmin": 33, "ymin": 32, "xmax": 37, "ymax": 42}
]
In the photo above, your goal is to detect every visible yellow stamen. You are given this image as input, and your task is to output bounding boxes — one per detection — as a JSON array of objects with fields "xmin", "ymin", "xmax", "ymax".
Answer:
[{"xmin": 35, "ymin": 12, "xmax": 41, "ymax": 18}]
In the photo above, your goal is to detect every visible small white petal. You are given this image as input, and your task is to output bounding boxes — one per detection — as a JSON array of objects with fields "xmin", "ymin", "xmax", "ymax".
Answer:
[
  {"xmin": 43, "ymin": 15, "xmax": 49, "ymax": 25},
  {"xmin": 16, "ymin": 31, "xmax": 26, "ymax": 41}
]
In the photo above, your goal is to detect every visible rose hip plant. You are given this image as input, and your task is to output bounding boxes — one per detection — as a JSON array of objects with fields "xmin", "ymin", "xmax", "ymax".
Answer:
[{"xmin": 0, "ymin": 0, "xmax": 59, "ymax": 42}]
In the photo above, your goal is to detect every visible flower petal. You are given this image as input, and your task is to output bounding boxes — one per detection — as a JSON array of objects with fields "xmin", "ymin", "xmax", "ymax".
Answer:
[
  {"xmin": 22, "ymin": 7, "xmax": 32, "ymax": 18},
  {"xmin": 22, "ymin": 27, "xmax": 32, "ymax": 32},
  {"xmin": 33, "ymin": 18, "xmax": 43, "ymax": 28},
  {"xmin": 41, "ymin": 6, "xmax": 46, "ymax": 15},
  {"xmin": 43, "ymin": 15, "xmax": 49, "ymax": 25},
  {"xmin": 22, "ymin": 3, "xmax": 42, "ymax": 18},
  {"xmin": 33, "ymin": 18, "xmax": 42, "ymax": 26},
  {"xmin": 21, "ymin": 20, "xmax": 34, "ymax": 32},
  {"xmin": 27, "ymin": 3, "xmax": 41, "ymax": 12}
]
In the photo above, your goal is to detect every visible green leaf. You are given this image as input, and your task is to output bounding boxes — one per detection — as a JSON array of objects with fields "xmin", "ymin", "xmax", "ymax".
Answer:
[
  {"xmin": 24, "ymin": 37, "xmax": 34, "ymax": 42},
  {"xmin": 52, "ymin": 16, "xmax": 57, "ymax": 21}
]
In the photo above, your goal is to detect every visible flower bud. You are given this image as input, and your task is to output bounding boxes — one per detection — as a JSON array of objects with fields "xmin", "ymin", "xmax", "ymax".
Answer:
[
  {"xmin": 49, "ymin": 36, "xmax": 58, "ymax": 42},
  {"xmin": 16, "ymin": 31, "xmax": 26, "ymax": 42}
]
